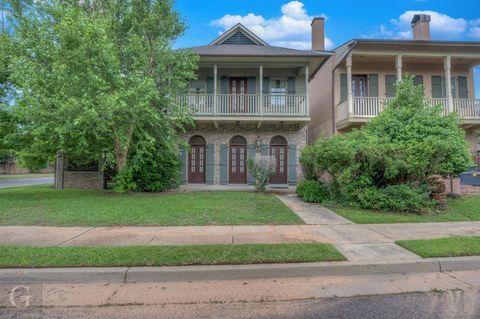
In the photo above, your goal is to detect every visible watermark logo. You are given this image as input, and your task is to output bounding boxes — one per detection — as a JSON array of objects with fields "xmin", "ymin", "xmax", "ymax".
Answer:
[{"xmin": 9, "ymin": 285, "xmax": 31, "ymax": 308}]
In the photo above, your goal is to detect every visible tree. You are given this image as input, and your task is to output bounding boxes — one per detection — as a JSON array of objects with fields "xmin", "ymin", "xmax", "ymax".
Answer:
[{"xmin": 7, "ymin": 0, "xmax": 197, "ymax": 178}]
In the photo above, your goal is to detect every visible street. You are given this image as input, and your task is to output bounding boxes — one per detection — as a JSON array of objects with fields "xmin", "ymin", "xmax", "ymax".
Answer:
[{"xmin": 0, "ymin": 178, "xmax": 54, "ymax": 189}]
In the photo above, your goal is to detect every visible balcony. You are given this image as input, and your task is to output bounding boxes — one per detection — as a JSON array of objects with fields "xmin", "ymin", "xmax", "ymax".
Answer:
[
  {"xmin": 337, "ymin": 97, "xmax": 480, "ymax": 129},
  {"xmin": 177, "ymin": 94, "xmax": 309, "ymax": 124}
]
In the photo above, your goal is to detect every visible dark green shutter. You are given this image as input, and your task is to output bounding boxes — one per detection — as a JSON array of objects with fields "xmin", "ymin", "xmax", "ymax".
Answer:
[
  {"xmin": 457, "ymin": 76, "xmax": 468, "ymax": 98},
  {"xmin": 179, "ymin": 148, "xmax": 187, "ymax": 185},
  {"xmin": 261, "ymin": 144, "xmax": 269, "ymax": 157},
  {"xmin": 288, "ymin": 144, "xmax": 297, "ymax": 186},
  {"xmin": 206, "ymin": 77, "xmax": 214, "ymax": 94},
  {"xmin": 262, "ymin": 77, "xmax": 270, "ymax": 94},
  {"xmin": 221, "ymin": 76, "xmax": 228, "ymax": 94},
  {"xmin": 247, "ymin": 144, "xmax": 256, "ymax": 185},
  {"xmin": 414, "ymin": 75, "xmax": 423, "ymax": 86},
  {"xmin": 368, "ymin": 74, "xmax": 378, "ymax": 97},
  {"xmin": 431, "ymin": 76, "xmax": 443, "ymax": 98},
  {"xmin": 385, "ymin": 75, "xmax": 396, "ymax": 97},
  {"xmin": 340, "ymin": 73, "xmax": 347, "ymax": 101},
  {"xmin": 287, "ymin": 77, "xmax": 296, "ymax": 94},
  {"xmin": 247, "ymin": 77, "xmax": 256, "ymax": 94},
  {"xmin": 220, "ymin": 144, "xmax": 228, "ymax": 185},
  {"xmin": 206, "ymin": 144, "xmax": 214, "ymax": 185}
]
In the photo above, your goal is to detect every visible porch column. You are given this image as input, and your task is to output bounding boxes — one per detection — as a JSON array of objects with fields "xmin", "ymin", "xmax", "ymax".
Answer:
[
  {"xmin": 346, "ymin": 54, "xmax": 353, "ymax": 117},
  {"xmin": 213, "ymin": 64, "xmax": 218, "ymax": 115},
  {"xmin": 305, "ymin": 64, "xmax": 309, "ymax": 116},
  {"xmin": 444, "ymin": 56, "xmax": 454, "ymax": 113},
  {"xmin": 259, "ymin": 64, "xmax": 263, "ymax": 115},
  {"xmin": 396, "ymin": 55, "xmax": 402, "ymax": 82}
]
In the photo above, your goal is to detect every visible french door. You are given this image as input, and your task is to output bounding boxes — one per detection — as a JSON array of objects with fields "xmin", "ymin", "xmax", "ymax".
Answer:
[
  {"xmin": 229, "ymin": 77, "xmax": 248, "ymax": 113},
  {"xmin": 229, "ymin": 145, "xmax": 247, "ymax": 184},
  {"xmin": 270, "ymin": 145, "xmax": 288, "ymax": 184},
  {"xmin": 188, "ymin": 145, "xmax": 205, "ymax": 183}
]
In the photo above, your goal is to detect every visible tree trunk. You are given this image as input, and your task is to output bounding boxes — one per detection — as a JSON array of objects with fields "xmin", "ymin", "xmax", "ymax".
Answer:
[{"xmin": 113, "ymin": 123, "xmax": 134, "ymax": 172}]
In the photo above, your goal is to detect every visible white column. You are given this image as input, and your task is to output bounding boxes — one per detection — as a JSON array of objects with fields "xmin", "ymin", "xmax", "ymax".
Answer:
[
  {"xmin": 444, "ymin": 56, "xmax": 453, "ymax": 113},
  {"xmin": 213, "ymin": 64, "xmax": 217, "ymax": 115},
  {"xmin": 396, "ymin": 55, "xmax": 403, "ymax": 82},
  {"xmin": 259, "ymin": 64, "xmax": 263, "ymax": 116},
  {"xmin": 346, "ymin": 54, "xmax": 353, "ymax": 117},
  {"xmin": 305, "ymin": 64, "xmax": 309, "ymax": 116}
]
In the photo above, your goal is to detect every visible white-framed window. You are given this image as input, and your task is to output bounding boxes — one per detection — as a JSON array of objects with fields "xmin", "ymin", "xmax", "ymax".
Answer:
[
  {"xmin": 270, "ymin": 79, "xmax": 287, "ymax": 107},
  {"xmin": 189, "ymin": 80, "xmax": 206, "ymax": 94}
]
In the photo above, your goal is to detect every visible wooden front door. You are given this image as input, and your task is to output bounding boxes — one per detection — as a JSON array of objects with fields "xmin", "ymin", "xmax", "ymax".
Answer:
[
  {"xmin": 229, "ymin": 144, "xmax": 247, "ymax": 184},
  {"xmin": 270, "ymin": 145, "xmax": 287, "ymax": 184},
  {"xmin": 352, "ymin": 75, "xmax": 368, "ymax": 97},
  {"xmin": 188, "ymin": 145, "xmax": 205, "ymax": 183},
  {"xmin": 229, "ymin": 77, "xmax": 248, "ymax": 113}
]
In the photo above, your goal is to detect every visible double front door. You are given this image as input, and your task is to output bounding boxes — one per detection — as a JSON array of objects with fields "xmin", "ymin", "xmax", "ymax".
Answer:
[
  {"xmin": 229, "ymin": 77, "xmax": 248, "ymax": 113},
  {"xmin": 270, "ymin": 145, "xmax": 287, "ymax": 184},
  {"xmin": 188, "ymin": 145, "xmax": 205, "ymax": 183},
  {"xmin": 229, "ymin": 144, "xmax": 247, "ymax": 184}
]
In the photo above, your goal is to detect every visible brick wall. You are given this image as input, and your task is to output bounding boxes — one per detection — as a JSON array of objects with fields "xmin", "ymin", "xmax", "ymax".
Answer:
[
  {"xmin": 444, "ymin": 176, "xmax": 480, "ymax": 195},
  {"xmin": 63, "ymin": 171, "xmax": 104, "ymax": 189}
]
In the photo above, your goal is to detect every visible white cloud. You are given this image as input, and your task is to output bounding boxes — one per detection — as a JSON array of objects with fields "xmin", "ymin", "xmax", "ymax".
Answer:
[
  {"xmin": 375, "ymin": 10, "xmax": 480, "ymax": 40},
  {"xmin": 210, "ymin": 1, "xmax": 333, "ymax": 50}
]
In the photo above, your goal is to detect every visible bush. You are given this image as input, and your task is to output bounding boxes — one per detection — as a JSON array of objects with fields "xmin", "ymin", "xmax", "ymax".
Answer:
[
  {"xmin": 297, "ymin": 180, "xmax": 333, "ymax": 203},
  {"xmin": 299, "ymin": 145, "xmax": 317, "ymax": 180},
  {"xmin": 247, "ymin": 156, "xmax": 276, "ymax": 192}
]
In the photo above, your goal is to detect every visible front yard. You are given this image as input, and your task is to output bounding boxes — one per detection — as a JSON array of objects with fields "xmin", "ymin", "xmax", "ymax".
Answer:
[
  {"xmin": 329, "ymin": 195, "xmax": 480, "ymax": 224},
  {"xmin": 0, "ymin": 186, "xmax": 302, "ymax": 226},
  {"xmin": 397, "ymin": 236, "xmax": 480, "ymax": 258}
]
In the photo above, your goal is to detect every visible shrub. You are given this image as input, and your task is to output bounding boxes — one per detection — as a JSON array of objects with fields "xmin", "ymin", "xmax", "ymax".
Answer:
[
  {"xmin": 247, "ymin": 156, "xmax": 276, "ymax": 192},
  {"xmin": 299, "ymin": 145, "xmax": 317, "ymax": 180},
  {"xmin": 297, "ymin": 180, "xmax": 334, "ymax": 203}
]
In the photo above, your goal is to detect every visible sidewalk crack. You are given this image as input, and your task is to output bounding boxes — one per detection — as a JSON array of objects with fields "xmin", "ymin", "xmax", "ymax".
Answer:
[{"xmin": 55, "ymin": 227, "xmax": 95, "ymax": 246}]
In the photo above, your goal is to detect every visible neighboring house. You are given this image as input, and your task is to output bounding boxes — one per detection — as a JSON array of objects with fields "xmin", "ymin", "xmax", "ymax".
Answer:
[
  {"xmin": 178, "ymin": 24, "xmax": 329, "ymax": 185},
  {"xmin": 308, "ymin": 14, "xmax": 480, "ymax": 162}
]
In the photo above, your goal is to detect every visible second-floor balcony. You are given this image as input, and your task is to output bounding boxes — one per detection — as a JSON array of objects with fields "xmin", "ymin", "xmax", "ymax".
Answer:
[
  {"xmin": 177, "ymin": 94, "xmax": 309, "ymax": 121},
  {"xmin": 337, "ymin": 97, "xmax": 480, "ymax": 129}
]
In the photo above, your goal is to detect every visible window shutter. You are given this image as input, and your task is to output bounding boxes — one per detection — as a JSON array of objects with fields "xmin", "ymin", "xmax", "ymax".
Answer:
[
  {"xmin": 287, "ymin": 77, "xmax": 296, "ymax": 94},
  {"xmin": 431, "ymin": 76, "xmax": 443, "ymax": 98},
  {"xmin": 206, "ymin": 77, "xmax": 214, "ymax": 94},
  {"xmin": 247, "ymin": 77, "xmax": 256, "ymax": 94},
  {"xmin": 288, "ymin": 144, "xmax": 297, "ymax": 186},
  {"xmin": 262, "ymin": 77, "xmax": 270, "ymax": 94},
  {"xmin": 261, "ymin": 144, "xmax": 269, "ymax": 157},
  {"xmin": 247, "ymin": 144, "xmax": 256, "ymax": 185},
  {"xmin": 385, "ymin": 75, "xmax": 396, "ymax": 97},
  {"xmin": 340, "ymin": 73, "xmax": 347, "ymax": 101},
  {"xmin": 220, "ymin": 144, "xmax": 228, "ymax": 185},
  {"xmin": 206, "ymin": 144, "xmax": 214, "ymax": 185},
  {"xmin": 179, "ymin": 148, "xmax": 187, "ymax": 185},
  {"xmin": 457, "ymin": 76, "xmax": 468, "ymax": 98},
  {"xmin": 368, "ymin": 74, "xmax": 378, "ymax": 97},
  {"xmin": 221, "ymin": 76, "xmax": 228, "ymax": 94}
]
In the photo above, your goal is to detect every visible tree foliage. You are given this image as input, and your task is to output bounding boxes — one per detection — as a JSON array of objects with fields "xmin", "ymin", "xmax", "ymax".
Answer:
[
  {"xmin": 299, "ymin": 76, "xmax": 472, "ymax": 213},
  {"xmin": 7, "ymin": 0, "xmax": 197, "ymax": 187}
]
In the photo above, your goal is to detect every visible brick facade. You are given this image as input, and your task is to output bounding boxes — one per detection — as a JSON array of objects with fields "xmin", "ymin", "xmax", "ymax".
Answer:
[{"xmin": 444, "ymin": 176, "xmax": 480, "ymax": 195}]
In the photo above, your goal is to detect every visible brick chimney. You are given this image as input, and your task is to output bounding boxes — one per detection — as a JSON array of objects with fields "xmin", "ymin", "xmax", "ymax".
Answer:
[
  {"xmin": 411, "ymin": 14, "xmax": 431, "ymax": 40},
  {"xmin": 311, "ymin": 17, "xmax": 325, "ymax": 51}
]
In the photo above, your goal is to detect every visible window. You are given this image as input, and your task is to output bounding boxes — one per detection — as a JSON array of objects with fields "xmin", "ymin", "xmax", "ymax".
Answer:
[
  {"xmin": 271, "ymin": 79, "xmax": 287, "ymax": 107},
  {"xmin": 189, "ymin": 80, "xmax": 206, "ymax": 94}
]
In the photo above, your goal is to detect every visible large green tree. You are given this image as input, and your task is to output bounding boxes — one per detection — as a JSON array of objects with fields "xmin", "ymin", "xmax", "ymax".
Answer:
[{"xmin": 7, "ymin": 0, "xmax": 197, "ymax": 175}]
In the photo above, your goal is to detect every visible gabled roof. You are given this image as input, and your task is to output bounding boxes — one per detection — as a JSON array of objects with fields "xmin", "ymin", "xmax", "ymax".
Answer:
[
  {"xmin": 189, "ymin": 44, "xmax": 330, "ymax": 57},
  {"xmin": 210, "ymin": 23, "xmax": 268, "ymax": 46}
]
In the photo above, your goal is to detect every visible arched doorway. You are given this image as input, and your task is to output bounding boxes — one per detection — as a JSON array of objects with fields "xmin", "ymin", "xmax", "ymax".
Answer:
[
  {"xmin": 270, "ymin": 135, "xmax": 288, "ymax": 184},
  {"xmin": 188, "ymin": 136, "xmax": 206, "ymax": 184},
  {"xmin": 229, "ymin": 135, "xmax": 247, "ymax": 184}
]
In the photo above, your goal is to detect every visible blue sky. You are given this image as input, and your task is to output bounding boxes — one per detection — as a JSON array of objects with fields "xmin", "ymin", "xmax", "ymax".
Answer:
[{"xmin": 175, "ymin": 0, "xmax": 480, "ymax": 95}]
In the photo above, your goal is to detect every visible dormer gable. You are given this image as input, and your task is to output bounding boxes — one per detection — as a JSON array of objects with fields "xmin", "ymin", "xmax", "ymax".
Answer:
[{"xmin": 210, "ymin": 23, "xmax": 269, "ymax": 46}]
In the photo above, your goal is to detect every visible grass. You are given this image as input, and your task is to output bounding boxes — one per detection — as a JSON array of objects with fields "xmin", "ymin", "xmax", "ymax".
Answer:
[
  {"xmin": 0, "ymin": 173, "xmax": 53, "ymax": 180},
  {"xmin": 328, "ymin": 195, "xmax": 480, "ymax": 224},
  {"xmin": 0, "ymin": 243, "xmax": 346, "ymax": 268},
  {"xmin": 0, "ymin": 185, "xmax": 303, "ymax": 226},
  {"xmin": 397, "ymin": 236, "xmax": 480, "ymax": 258}
]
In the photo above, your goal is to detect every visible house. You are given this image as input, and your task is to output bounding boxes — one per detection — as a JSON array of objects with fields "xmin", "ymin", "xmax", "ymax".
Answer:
[
  {"xmin": 308, "ymin": 14, "xmax": 480, "ymax": 162},
  {"xmin": 178, "ymin": 24, "xmax": 329, "ymax": 186}
]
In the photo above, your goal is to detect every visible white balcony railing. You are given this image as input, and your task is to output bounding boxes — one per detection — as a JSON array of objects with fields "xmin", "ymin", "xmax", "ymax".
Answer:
[
  {"xmin": 177, "ymin": 94, "xmax": 308, "ymax": 117},
  {"xmin": 338, "ymin": 97, "xmax": 480, "ymax": 123}
]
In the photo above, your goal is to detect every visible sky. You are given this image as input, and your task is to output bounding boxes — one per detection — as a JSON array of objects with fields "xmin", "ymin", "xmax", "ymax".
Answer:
[{"xmin": 174, "ymin": 0, "xmax": 480, "ymax": 96}]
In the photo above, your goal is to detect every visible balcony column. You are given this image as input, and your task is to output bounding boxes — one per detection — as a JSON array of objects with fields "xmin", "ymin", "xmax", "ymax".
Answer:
[
  {"xmin": 305, "ymin": 64, "xmax": 309, "ymax": 116},
  {"xmin": 259, "ymin": 64, "xmax": 263, "ymax": 116},
  {"xmin": 213, "ymin": 64, "xmax": 218, "ymax": 115},
  {"xmin": 346, "ymin": 54, "xmax": 353, "ymax": 118},
  {"xmin": 396, "ymin": 55, "xmax": 402, "ymax": 83},
  {"xmin": 444, "ymin": 56, "xmax": 454, "ymax": 113}
]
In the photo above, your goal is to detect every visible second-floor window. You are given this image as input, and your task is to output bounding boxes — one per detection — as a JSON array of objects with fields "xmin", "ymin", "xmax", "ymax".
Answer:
[
  {"xmin": 189, "ymin": 80, "xmax": 206, "ymax": 94},
  {"xmin": 271, "ymin": 79, "xmax": 287, "ymax": 107}
]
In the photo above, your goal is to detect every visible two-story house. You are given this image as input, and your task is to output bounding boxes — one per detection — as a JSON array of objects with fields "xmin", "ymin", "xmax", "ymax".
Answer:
[
  {"xmin": 309, "ymin": 14, "xmax": 480, "ymax": 161},
  {"xmin": 178, "ymin": 24, "xmax": 329, "ymax": 186}
]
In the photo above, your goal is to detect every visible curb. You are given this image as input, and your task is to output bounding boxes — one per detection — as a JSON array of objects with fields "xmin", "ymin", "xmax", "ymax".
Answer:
[{"xmin": 1, "ymin": 257, "xmax": 479, "ymax": 284}]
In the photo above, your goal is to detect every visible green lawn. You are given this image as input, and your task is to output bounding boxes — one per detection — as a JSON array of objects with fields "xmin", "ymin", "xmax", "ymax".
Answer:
[
  {"xmin": 0, "ymin": 243, "xmax": 345, "ymax": 268},
  {"xmin": 397, "ymin": 237, "xmax": 480, "ymax": 258},
  {"xmin": 0, "ymin": 173, "xmax": 53, "ymax": 180},
  {"xmin": 0, "ymin": 185, "xmax": 303, "ymax": 226},
  {"xmin": 329, "ymin": 195, "xmax": 480, "ymax": 224}
]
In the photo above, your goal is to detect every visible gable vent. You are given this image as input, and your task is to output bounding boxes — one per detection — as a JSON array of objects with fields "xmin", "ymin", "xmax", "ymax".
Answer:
[{"xmin": 220, "ymin": 31, "xmax": 257, "ymax": 45}]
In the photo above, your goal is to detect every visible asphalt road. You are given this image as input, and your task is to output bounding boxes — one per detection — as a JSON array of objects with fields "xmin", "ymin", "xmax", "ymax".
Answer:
[
  {"xmin": 2, "ymin": 290, "xmax": 479, "ymax": 319},
  {"xmin": 0, "ymin": 177, "xmax": 54, "ymax": 189}
]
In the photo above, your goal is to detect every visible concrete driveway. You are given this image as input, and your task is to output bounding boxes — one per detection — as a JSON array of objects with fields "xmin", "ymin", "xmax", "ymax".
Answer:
[{"xmin": 0, "ymin": 177, "xmax": 54, "ymax": 189}]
